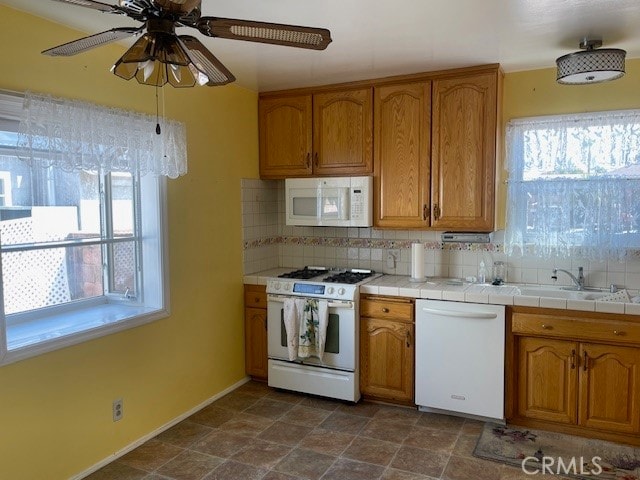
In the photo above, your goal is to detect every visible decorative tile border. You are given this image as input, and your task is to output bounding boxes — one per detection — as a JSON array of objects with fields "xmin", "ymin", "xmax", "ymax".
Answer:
[{"xmin": 244, "ymin": 235, "xmax": 504, "ymax": 252}]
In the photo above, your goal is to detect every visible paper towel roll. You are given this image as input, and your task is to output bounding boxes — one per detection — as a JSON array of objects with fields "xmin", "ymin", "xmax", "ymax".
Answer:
[{"xmin": 410, "ymin": 243, "xmax": 426, "ymax": 282}]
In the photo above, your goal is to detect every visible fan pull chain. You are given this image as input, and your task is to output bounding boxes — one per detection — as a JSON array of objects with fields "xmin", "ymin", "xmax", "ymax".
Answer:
[{"xmin": 155, "ymin": 83, "xmax": 161, "ymax": 135}]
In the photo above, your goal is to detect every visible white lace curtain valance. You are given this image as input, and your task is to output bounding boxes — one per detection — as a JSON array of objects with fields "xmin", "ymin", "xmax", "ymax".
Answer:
[
  {"xmin": 16, "ymin": 91, "xmax": 187, "ymax": 178},
  {"xmin": 505, "ymin": 110, "xmax": 640, "ymax": 261}
]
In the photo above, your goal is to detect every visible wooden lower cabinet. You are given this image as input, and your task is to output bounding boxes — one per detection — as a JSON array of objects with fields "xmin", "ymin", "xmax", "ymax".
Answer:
[
  {"xmin": 579, "ymin": 342, "xmax": 640, "ymax": 434},
  {"xmin": 244, "ymin": 285, "xmax": 268, "ymax": 380},
  {"xmin": 509, "ymin": 307, "xmax": 640, "ymax": 444},
  {"xmin": 517, "ymin": 337, "xmax": 577, "ymax": 425},
  {"xmin": 360, "ymin": 296, "xmax": 414, "ymax": 404}
]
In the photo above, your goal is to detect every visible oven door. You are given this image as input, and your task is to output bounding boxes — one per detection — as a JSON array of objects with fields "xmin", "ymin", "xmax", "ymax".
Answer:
[{"xmin": 267, "ymin": 294, "xmax": 356, "ymax": 371}]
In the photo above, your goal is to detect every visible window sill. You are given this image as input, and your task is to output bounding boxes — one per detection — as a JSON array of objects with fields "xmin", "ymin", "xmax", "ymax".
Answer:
[{"xmin": 2, "ymin": 302, "xmax": 168, "ymax": 365}]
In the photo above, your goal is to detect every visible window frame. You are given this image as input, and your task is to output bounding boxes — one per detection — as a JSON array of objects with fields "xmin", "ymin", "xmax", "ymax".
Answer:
[
  {"xmin": 505, "ymin": 110, "xmax": 640, "ymax": 260},
  {"xmin": 0, "ymin": 91, "xmax": 170, "ymax": 366}
]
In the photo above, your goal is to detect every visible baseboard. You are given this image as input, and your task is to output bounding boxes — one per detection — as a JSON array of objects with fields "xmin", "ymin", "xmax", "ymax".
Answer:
[{"xmin": 71, "ymin": 376, "xmax": 251, "ymax": 480}]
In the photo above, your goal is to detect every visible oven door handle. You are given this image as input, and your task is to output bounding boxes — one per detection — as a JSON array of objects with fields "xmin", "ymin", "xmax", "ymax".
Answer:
[{"xmin": 268, "ymin": 294, "xmax": 354, "ymax": 309}]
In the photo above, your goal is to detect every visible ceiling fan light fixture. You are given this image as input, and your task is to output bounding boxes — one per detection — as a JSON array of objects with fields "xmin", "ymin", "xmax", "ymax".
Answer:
[
  {"xmin": 556, "ymin": 39, "xmax": 626, "ymax": 85},
  {"xmin": 43, "ymin": 0, "xmax": 332, "ymax": 88},
  {"xmin": 112, "ymin": 33, "xmax": 200, "ymax": 87}
]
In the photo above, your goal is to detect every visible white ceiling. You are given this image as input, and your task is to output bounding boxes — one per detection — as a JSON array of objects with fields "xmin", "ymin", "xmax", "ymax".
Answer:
[{"xmin": 3, "ymin": 0, "xmax": 640, "ymax": 92}]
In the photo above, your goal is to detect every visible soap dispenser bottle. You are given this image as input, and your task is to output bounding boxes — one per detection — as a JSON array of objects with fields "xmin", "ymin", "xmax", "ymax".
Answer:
[{"xmin": 478, "ymin": 261, "xmax": 487, "ymax": 284}]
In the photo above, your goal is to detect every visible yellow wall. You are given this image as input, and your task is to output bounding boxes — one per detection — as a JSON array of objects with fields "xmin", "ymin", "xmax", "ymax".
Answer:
[
  {"xmin": 0, "ymin": 5, "xmax": 258, "ymax": 479},
  {"xmin": 498, "ymin": 59, "xmax": 640, "ymax": 226}
]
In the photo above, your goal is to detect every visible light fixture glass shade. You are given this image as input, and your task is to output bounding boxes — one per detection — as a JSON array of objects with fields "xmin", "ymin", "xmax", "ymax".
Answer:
[
  {"xmin": 111, "ymin": 32, "xmax": 208, "ymax": 88},
  {"xmin": 556, "ymin": 48, "xmax": 626, "ymax": 85}
]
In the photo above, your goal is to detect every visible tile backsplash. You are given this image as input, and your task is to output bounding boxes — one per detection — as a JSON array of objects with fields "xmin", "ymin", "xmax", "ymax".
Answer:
[{"xmin": 241, "ymin": 178, "xmax": 640, "ymax": 291}]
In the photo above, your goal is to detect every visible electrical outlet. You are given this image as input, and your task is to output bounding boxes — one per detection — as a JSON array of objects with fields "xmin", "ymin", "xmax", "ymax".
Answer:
[
  {"xmin": 386, "ymin": 249, "xmax": 400, "ymax": 269},
  {"xmin": 113, "ymin": 398, "xmax": 123, "ymax": 422}
]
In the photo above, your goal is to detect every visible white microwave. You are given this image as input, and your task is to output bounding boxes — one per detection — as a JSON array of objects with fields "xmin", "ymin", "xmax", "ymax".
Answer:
[{"xmin": 285, "ymin": 176, "xmax": 373, "ymax": 227}]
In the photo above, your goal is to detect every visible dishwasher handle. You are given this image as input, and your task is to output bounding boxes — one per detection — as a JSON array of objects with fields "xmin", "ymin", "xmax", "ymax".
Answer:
[{"xmin": 420, "ymin": 307, "xmax": 498, "ymax": 320}]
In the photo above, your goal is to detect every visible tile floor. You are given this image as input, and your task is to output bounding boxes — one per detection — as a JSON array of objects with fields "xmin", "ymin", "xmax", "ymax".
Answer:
[{"xmin": 85, "ymin": 381, "xmax": 563, "ymax": 480}]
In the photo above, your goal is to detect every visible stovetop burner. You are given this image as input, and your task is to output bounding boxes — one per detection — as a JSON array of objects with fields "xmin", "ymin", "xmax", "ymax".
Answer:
[
  {"xmin": 278, "ymin": 266, "xmax": 328, "ymax": 280},
  {"xmin": 323, "ymin": 269, "xmax": 375, "ymax": 285}
]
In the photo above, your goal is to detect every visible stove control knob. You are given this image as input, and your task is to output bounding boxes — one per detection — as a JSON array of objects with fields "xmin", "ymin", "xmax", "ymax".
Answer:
[
  {"xmin": 283, "ymin": 283, "xmax": 291, "ymax": 291},
  {"xmin": 338, "ymin": 288, "xmax": 346, "ymax": 296},
  {"xmin": 273, "ymin": 282, "xmax": 281, "ymax": 291},
  {"xmin": 327, "ymin": 287, "xmax": 334, "ymax": 295}
]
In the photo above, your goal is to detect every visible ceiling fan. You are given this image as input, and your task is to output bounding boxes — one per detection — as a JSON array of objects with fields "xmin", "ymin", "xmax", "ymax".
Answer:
[{"xmin": 42, "ymin": 0, "xmax": 332, "ymax": 87}]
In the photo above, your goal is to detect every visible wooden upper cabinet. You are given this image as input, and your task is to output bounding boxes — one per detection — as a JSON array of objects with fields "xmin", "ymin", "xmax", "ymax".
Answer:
[
  {"xmin": 313, "ymin": 88, "xmax": 373, "ymax": 175},
  {"xmin": 374, "ymin": 81, "xmax": 431, "ymax": 228},
  {"xmin": 259, "ymin": 95, "xmax": 313, "ymax": 178},
  {"xmin": 431, "ymin": 71, "xmax": 499, "ymax": 231},
  {"xmin": 259, "ymin": 89, "xmax": 372, "ymax": 178}
]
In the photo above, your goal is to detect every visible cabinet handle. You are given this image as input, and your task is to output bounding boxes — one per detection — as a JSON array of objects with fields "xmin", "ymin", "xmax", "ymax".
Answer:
[
  {"xmin": 314, "ymin": 152, "xmax": 319, "ymax": 167},
  {"xmin": 423, "ymin": 204, "xmax": 429, "ymax": 221},
  {"xmin": 255, "ymin": 297, "xmax": 260, "ymax": 303},
  {"xmin": 381, "ymin": 307, "xmax": 389, "ymax": 313},
  {"xmin": 433, "ymin": 203, "xmax": 441, "ymax": 220},
  {"xmin": 583, "ymin": 351, "xmax": 589, "ymax": 371},
  {"xmin": 570, "ymin": 349, "xmax": 576, "ymax": 369},
  {"xmin": 541, "ymin": 324, "xmax": 552, "ymax": 330},
  {"xmin": 306, "ymin": 152, "xmax": 311, "ymax": 168},
  {"xmin": 406, "ymin": 331, "xmax": 411, "ymax": 348},
  {"xmin": 614, "ymin": 330, "xmax": 624, "ymax": 336}
]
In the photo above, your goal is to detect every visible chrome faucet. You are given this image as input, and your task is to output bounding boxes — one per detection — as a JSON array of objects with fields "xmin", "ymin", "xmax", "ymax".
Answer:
[{"xmin": 551, "ymin": 267, "xmax": 585, "ymax": 290}]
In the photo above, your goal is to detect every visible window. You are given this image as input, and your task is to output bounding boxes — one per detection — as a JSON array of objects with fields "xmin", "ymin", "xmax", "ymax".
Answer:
[
  {"xmin": 505, "ymin": 110, "xmax": 640, "ymax": 260},
  {"xmin": 0, "ymin": 91, "xmax": 183, "ymax": 365}
]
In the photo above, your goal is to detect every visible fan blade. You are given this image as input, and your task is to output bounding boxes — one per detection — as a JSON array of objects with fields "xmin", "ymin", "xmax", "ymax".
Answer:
[
  {"xmin": 48, "ymin": 0, "xmax": 121, "ymax": 13},
  {"xmin": 42, "ymin": 27, "xmax": 141, "ymax": 56},
  {"xmin": 197, "ymin": 17, "xmax": 332, "ymax": 50},
  {"xmin": 179, "ymin": 35, "xmax": 235, "ymax": 86}
]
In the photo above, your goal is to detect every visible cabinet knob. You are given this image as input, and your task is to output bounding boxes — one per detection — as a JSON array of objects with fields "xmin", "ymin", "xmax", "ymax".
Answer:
[
  {"xmin": 382, "ymin": 307, "xmax": 389, "ymax": 313},
  {"xmin": 255, "ymin": 297, "xmax": 260, "ymax": 303},
  {"xmin": 614, "ymin": 330, "xmax": 624, "ymax": 336},
  {"xmin": 541, "ymin": 324, "xmax": 552, "ymax": 330}
]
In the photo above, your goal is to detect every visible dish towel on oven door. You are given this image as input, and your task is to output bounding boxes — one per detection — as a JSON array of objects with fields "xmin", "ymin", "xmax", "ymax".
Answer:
[
  {"xmin": 283, "ymin": 298, "xmax": 329, "ymax": 361},
  {"xmin": 283, "ymin": 298, "xmax": 300, "ymax": 361},
  {"xmin": 298, "ymin": 298, "xmax": 329, "ymax": 360}
]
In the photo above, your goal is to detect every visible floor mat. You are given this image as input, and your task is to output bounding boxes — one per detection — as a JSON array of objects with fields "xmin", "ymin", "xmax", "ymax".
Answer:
[{"xmin": 473, "ymin": 423, "xmax": 640, "ymax": 479}]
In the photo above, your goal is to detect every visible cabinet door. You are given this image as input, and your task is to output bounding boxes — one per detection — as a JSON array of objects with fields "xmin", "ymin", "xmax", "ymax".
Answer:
[
  {"xmin": 579, "ymin": 343, "xmax": 640, "ymax": 433},
  {"xmin": 374, "ymin": 82, "xmax": 431, "ymax": 228},
  {"xmin": 245, "ymin": 307, "xmax": 268, "ymax": 379},
  {"xmin": 517, "ymin": 337, "xmax": 578, "ymax": 424},
  {"xmin": 431, "ymin": 72, "xmax": 497, "ymax": 231},
  {"xmin": 259, "ymin": 95, "xmax": 312, "ymax": 178},
  {"xmin": 360, "ymin": 317, "xmax": 414, "ymax": 403},
  {"xmin": 313, "ymin": 88, "xmax": 373, "ymax": 175}
]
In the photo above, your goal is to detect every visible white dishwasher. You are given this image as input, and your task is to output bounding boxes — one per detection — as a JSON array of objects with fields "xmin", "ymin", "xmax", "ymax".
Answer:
[{"xmin": 415, "ymin": 299, "xmax": 505, "ymax": 422}]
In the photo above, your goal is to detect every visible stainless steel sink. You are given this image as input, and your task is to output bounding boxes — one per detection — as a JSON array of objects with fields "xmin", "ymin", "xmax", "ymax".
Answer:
[{"xmin": 515, "ymin": 285, "xmax": 608, "ymax": 300}]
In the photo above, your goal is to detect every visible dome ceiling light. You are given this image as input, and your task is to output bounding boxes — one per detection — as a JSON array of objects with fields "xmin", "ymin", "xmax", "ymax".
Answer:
[{"xmin": 556, "ymin": 39, "xmax": 626, "ymax": 85}]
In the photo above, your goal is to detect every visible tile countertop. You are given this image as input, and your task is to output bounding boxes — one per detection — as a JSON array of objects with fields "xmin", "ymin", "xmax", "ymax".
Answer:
[{"xmin": 243, "ymin": 270, "xmax": 640, "ymax": 317}]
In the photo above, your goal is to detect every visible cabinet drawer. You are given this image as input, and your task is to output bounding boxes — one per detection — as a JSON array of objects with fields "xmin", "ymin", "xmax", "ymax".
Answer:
[
  {"xmin": 244, "ymin": 285, "xmax": 267, "ymax": 309},
  {"xmin": 512, "ymin": 312, "xmax": 640, "ymax": 345},
  {"xmin": 361, "ymin": 298, "xmax": 414, "ymax": 321}
]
